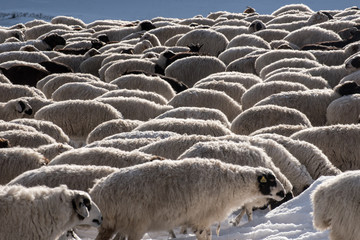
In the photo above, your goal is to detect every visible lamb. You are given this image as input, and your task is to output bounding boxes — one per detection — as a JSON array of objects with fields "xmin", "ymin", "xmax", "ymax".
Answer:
[
  {"xmin": 48, "ymin": 147, "xmax": 163, "ymax": 169},
  {"xmin": 89, "ymin": 158, "xmax": 285, "ymax": 240},
  {"xmin": 226, "ymin": 33, "xmax": 271, "ymax": 49},
  {"xmin": 0, "ymin": 184, "xmax": 102, "ymax": 240},
  {"xmin": 133, "ymin": 118, "xmax": 232, "ymax": 136},
  {"xmin": 250, "ymin": 124, "xmax": 309, "ymax": 137},
  {"xmin": 137, "ymin": 134, "xmax": 217, "ymax": 159},
  {"xmin": 291, "ymin": 124, "xmax": 360, "ymax": 171},
  {"xmin": 8, "ymin": 164, "xmax": 119, "ymax": 193},
  {"xmin": 254, "ymin": 49, "xmax": 317, "ymax": 76},
  {"xmin": 230, "ymin": 105, "xmax": 312, "ymax": 135},
  {"xmin": 168, "ymin": 88, "xmax": 242, "ymax": 121},
  {"xmin": 34, "ymin": 100, "xmax": 123, "ymax": 147},
  {"xmin": 241, "ymin": 81, "xmax": 309, "ymax": 110},
  {"xmin": 311, "ymin": 171, "xmax": 360, "ymax": 240},
  {"xmin": 10, "ymin": 118, "xmax": 70, "ymax": 144},
  {"xmin": 96, "ymin": 96, "xmax": 172, "ymax": 121},
  {"xmin": 283, "ymin": 26, "xmax": 342, "ymax": 49},
  {"xmin": 255, "ymin": 133, "xmax": 341, "ymax": 179},
  {"xmin": 164, "ymin": 55, "xmax": 226, "ymax": 87},
  {"xmin": 108, "ymin": 73, "xmax": 175, "ymax": 100},
  {"xmin": 326, "ymin": 94, "xmax": 360, "ymax": 124},
  {"xmin": 86, "ymin": 118, "xmax": 143, "ymax": 144},
  {"xmin": 97, "ymin": 89, "xmax": 168, "ymax": 105},
  {"xmin": 0, "ymin": 98, "xmax": 33, "ymax": 121},
  {"xmin": 263, "ymin": 72, "xmax": 330, "ymax": 89},
  {"xmin": 51, "ymin": 82, "xmax": 109, "ymax": 101},
  {"xmin": 0, "ymin": 147, "xmax": 48, "ymax": 184},
  {"xmin": 178, "ymin": 141, "xmax": 293, "ymax": 224},
  {"xmin": 175, "ymin": 28, "xmax": 228, "ymax": 56},
  {"xmin": 155, "ymin": 106, "xmax": 231, "ymax": 128}
]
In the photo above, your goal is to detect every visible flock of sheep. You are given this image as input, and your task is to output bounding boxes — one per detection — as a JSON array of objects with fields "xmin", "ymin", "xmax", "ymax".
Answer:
[{"xmin": 1, "ymin": 3, "xmax": 360, "ymax": 240}]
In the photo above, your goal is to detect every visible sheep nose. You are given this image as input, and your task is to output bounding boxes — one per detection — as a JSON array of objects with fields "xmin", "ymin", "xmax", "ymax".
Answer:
[{"xmin": 276, "ymin": 190, "xmax": 285, "ymax": 199}]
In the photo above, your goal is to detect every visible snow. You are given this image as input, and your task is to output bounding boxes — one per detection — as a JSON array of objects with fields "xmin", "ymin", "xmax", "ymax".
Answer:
[{"xmin": 0, "ymin": 1, "xmax": 350, "ymax": 239}]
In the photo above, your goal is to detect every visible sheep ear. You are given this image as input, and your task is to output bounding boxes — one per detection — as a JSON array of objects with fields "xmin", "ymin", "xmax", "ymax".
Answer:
[
  {"xmin": 72, "ymin": 194, "xmax": 90, "ymax": 219},
  {"xmin": 15, "ymin": 100, "xmax": 26, "ymax": 113}
]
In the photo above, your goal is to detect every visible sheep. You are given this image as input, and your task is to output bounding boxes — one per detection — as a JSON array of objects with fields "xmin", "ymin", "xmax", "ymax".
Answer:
[
  {"xmin": 48, "ymin": 147, "xmax": 163, "ymax": 169},
  {"xmin": 226, "ymin": 33, "xmax": 271, "ymax": 49},
  {"xmin": 178, "ymin": 17, "xmax": 216, "ymax": 26},
  {"xmin": 218, "ymin": 46, "xmax": 260, "ymax": 65},
  {"xmin": 51, "ymin": 82, "xmax": 109, "ymax": 101},
  {"xmin": 241, "ymin": 81, "xmax": 309, "ymax": 110},
  {"xmin": 194, "ymin": 80, "xmax": 246, "ymax": 104},
  {"xmin": 0, "ymin": 120, "xmax": 37, "ymax": 132},
  {"xmin": 0, "ymin": 51, "xmax": 51, "ymax": 64},
  {"xmin": 326, "ymin": 94, "xmax": 360, "ymax": 124},
  {"xmin": 147, "ymin": 25, "xmax": 193, "ymax": 44},
  {"xmin": 92, "ymin": 20, "xmax": 156, "ymax": 42},
  {"xmin": 259, "ymin": 58, "xmax": 322, "ymax": 79},
  {"xmin": 254, "ymin": 49, "xmax": 317, "ymax": 76},
  {"xmin": 164, "ymin": 33, "xmax": 185, "ymax": 46},
  {"xmin": 175, "ymin": 29, "xmax": 228, "ymax": 56},
  {"xmin": 10, "ymin": 118, "xmax": 70, "ymax": 144},
  {"xmin": 213, "ymin": 26, "xmax": 249, "ymax": 41},
  {"xmin": 271, "ymin": 4, "xmax": 314, "ymax": 16},
  {"xmin": 230, "ymin": 105, "xmax": 312, "ymax": 135},
  {"xmin": 51, "ymin": 16, "xmax": 87, "ymax": 27},
  {"xmin": 0, "ymin": 64, "xmax": 50, "ymax": 87},
  {"xmin": 24, "ymin": 23, "xmax": 73, "ymax": 39},
  {"xmin": 283, "ymin": 26, "xmax": 342, "ymax": 49},
  {"xmin": 269, "ymin": 40, "xmax": 300, "ymax": 50},
  {"xmin": 217, "ymin": 135, "xmax": 314, "ymax": 196},
  {"xmin": 97, "ymin": 89, "xmax": 168, "ymax": 105},
  {"xmin": 96, "ymin": 96, "xmax": 173, "ymax": 121},
  {"xmin": 311, "ymin": 171, "xmax": 360, "ymax": 240},
  {"xmin": 103, "ymin": 58, "xmax": 156, "ymax": 82},
  {"xmin": 155, "ymin": 106, "xmax": 231, "ymax": 128},
  {"xmin": 35, "ymin": 143, "xmax": 74, "ymax": 161},
  {"xmin": 34, "ymin": 100, "xmax": 123, "ymax": 146},
  {"xmin": 0, "ymin": 184, "xmax": 102, "ymax": 240},
  {"xmin": 0, "ymin": 28, "xmax": 24, "ymax": 43},
  {"xmin": 86, "ymin": 118, "xmax": 143, "ymax": 144},
  {"xmin": 0, "ymin": 98, "xmax": 33, "ymax": 121},
  {"xmin": 79, "ymin": 54, "xmax": 110, "ymax": 77},
  {"xmin": 192, "ymin": 72, "xmax": 256, "ymax": 89},
  {"xmin": 249, "ymin": 124, "xmax": 309, "ymax": 137},
  {"xmin": 263, "ymin": 72, "xmax": 330, "ymax": 89},
  {"xmin": 0, "ymin": 147, "xmax": 48, "ymax": 184},
  {"xmin": 8, "ymin": 164, "xmax": 119, "ymax": 193},
  {"xmin": 253, "ymin": 29, "xmax": 290, "ymax": 42},
  {"xmin": 254, "ymin": 89, "xmax": 340, "ymax": 126},
  {"xmin": 13, "ymin": 96, "xmax": 53, "ymax": 118},
  {"xmin": 133, "ymin": 118, "xmax": 232, "ymax": 136},
  {"xmin": 89, "ymin": 158, "xmax": 285, "ymax": 240},
  {"xmin": 168, "ymin": 88, "xmax": 242, "ymax": 121},
  {"xmin": 137, "ymin": 134, "xmax": 216, "ymax": 159},
  {"xmin": 109, "ymin": 73, "xmax": 175, "ymax": 100},
  {"xmin": 177, "ymin": 141, "xmax": 293, "ymax": 224},
  {"xmin": 225, "ymin": 55, "xmax": 259, "ymax": 74},
  {"xmin": 291, "ymin": 124, "xmax": 360, "ymax": 171},
  {"xmin": 314, "ymin": 20, "xmax": 359, "ymax": 34},
  {"xmin": 255, "ymin": 133, "xmax": 341, "ymax": 179},
  {"xmin": 101, "ymin": 130, "xmax": 179, "ymax": 141},
  {"xmin": 0, "ymin": 129, "xmax": 57, "ymax": 148}
]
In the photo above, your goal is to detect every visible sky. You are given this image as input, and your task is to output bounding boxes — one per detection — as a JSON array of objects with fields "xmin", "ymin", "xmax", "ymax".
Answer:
[{"xmin": 0, "ymin": 1, "xmax": 352, "ymax": 239}]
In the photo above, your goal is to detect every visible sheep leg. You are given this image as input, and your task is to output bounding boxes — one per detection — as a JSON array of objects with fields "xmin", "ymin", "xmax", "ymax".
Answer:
[
  {"xmin": 231, "ymin": 207, "xmax": 246, "ymax": 226},
  {"xmin": 112, "ymin": 233, "xmax": 126, "ymax": 240},
  {"xmin": 168, "ymin": 229, "xmax": 177, "ymax": 238},
  {"xmin": 246, "ymin": 207, "xmax": 253, "ymax": 221},
  {"xmin": 94, "ymin": 226, "xmax": 116, "ymax": 240},
  {"xmin": 194, "ymin": 227, "xmax": 212, "ymax": 240}
]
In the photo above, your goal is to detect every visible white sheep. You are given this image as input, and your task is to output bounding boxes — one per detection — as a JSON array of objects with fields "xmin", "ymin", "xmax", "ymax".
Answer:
[
  {"xmin": 133, "ymin": 117, "xmax": 232, "ymax": 136},
  {"xmin": 86, "ymin": 118, "xmax": 143, "ymax": 144},
  {"xmin": 51, "ymin": 49, "xmax": 100, "ymax": 73},
  {"xmin": 249, "ymin": 124, "xmax": 309, "ymax": 137},
  {"xmin": 24, "ymin": 23, "xmax": 73, "ymax": 39},
  {"xmin": 168, "ymin": 88, "xmax": 242, "ymax": 121},
  {"xmin": 109, "ymin": 73, "xmax": 175, "ymax": 100},
  {"xmin": 271, "ymin": 3, "xmax": 314, "ymax": 16},
  {"xmin": 314, "ymin": 20, "xmax": 359, "ymax": 34},
  {"xmin": 230, "ymin": 104, "xmax": 312, "ymax": 135},
  {"xmin": 79, "ymin": 54, "xmax": 110, "ymax": 77},
  {"xmin": 218, "ymin": 46, "xmax": 261, "ymax": 65},
  {"xmin": 253, "ymin": 28, "xmax": 290, "ymax": 43},
  {"xmin": 164, "ymin": 55, "xmax": 226, "ymax": 87},
  {"xmin": 0, "ymin": 119, "xmax": 37, "ymax": 132},
  {"xmin": 241, "ymin": 81, "xmax": 309, "ymax": 110},
  {"xmin": 283, "ymin": 26, "xmax": 342, "ymax": 49},
  {"xmin": 0, "ymin": 82, "xmax": 46, "ymax": 102},
  {"xmin": 0, "ymin": 98, "xmax": 33, "ymax": 121},
  {"xmin": 0, "ymin": 128, "xmax": 58, "ymax": 148},
  {"xmin": 225, "ymin": 55, "xmax": 259, "ymax": 74},
  {"xmin": 263, "ymin": 72, "xmax": 330, "ymax": 89},
  {"xmin": 213, "ymin": 26, "xmax": 249, "ymax": 41},
  {"xmin": 175, "ymin": 28, "xmax": 229, "ymax": 56},
  {"xmin": 255, "ymin": 133, "xmax": 342, "ymax": 179},
  {"xmin": 35, "ymin": 143, "xmax": 74, "ymax": 161},
  {"xmin": 311, "ymin": 171, "xmax": 360, "ymax": 240},
  {"xmin": 13, "ymin": 96, "xmax": 53, "ymax": 118},
  {"xmin": 51, "ymin": 82, "xmax": 109, "ymax": 101},
  {"xmin": 89, "ymin": 158, "xmax": 285, "ymax": 240},
  {"xmin": 155, "ymin": 106, "xmax": 231, "ymax": 128},
  {"xmin": 10, "ymin": 118, "xmax": 70, "ymax": 144},
  {"xmin": 51, "ymin": 16, "xmax": 87, "ymax": 28},
  {"xmin": 34, "ymin": 99, "xmax": 123, "ymax": 146},
  {"xmin": 0, "ymin": 147, "xmax": 48, "ymax": 184},
  {"xmin": 0, "ymin": 184, "xmax": 102, "ymax": 240},
  {"xmin": 48, "ymin": 147, "xmax": 163, "ymax": 169},
  {"xmin": 226, "ymin": 33, "xmax": 271, "ymax": 49},
  {"xmin": 147, "ymin": 25, "xmax": 193, "ymax": 44},
  {"xmin": 291, "ymin": 124, "xmax": 360, "ymax": 171},
  {"xmin": 326, "ymin": 93, "xmax": 360, "ymax": 124},
  {"xmin": 97, "ymin": 89, "xmax": 168, "ymax": 105},
  {"xmin": 0, "ymin": 28, "xmax": 24, "ymax": 43}
]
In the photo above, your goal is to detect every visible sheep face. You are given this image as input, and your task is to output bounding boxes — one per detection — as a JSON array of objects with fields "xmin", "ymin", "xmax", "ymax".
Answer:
[
  {"xmin": 257, "ymin": 173, "xmax": 285, "ymax": 201},
  {"xmin": 345, "ymin": 55, "xmax": 360, "ymax": 70},
  {"xmin": 15, "ymin": 100, "xmax": 33, "ymax": 116},
  {"xmin": 72, "ymin": 193, "xmax": 103, "ymax": 227}
]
